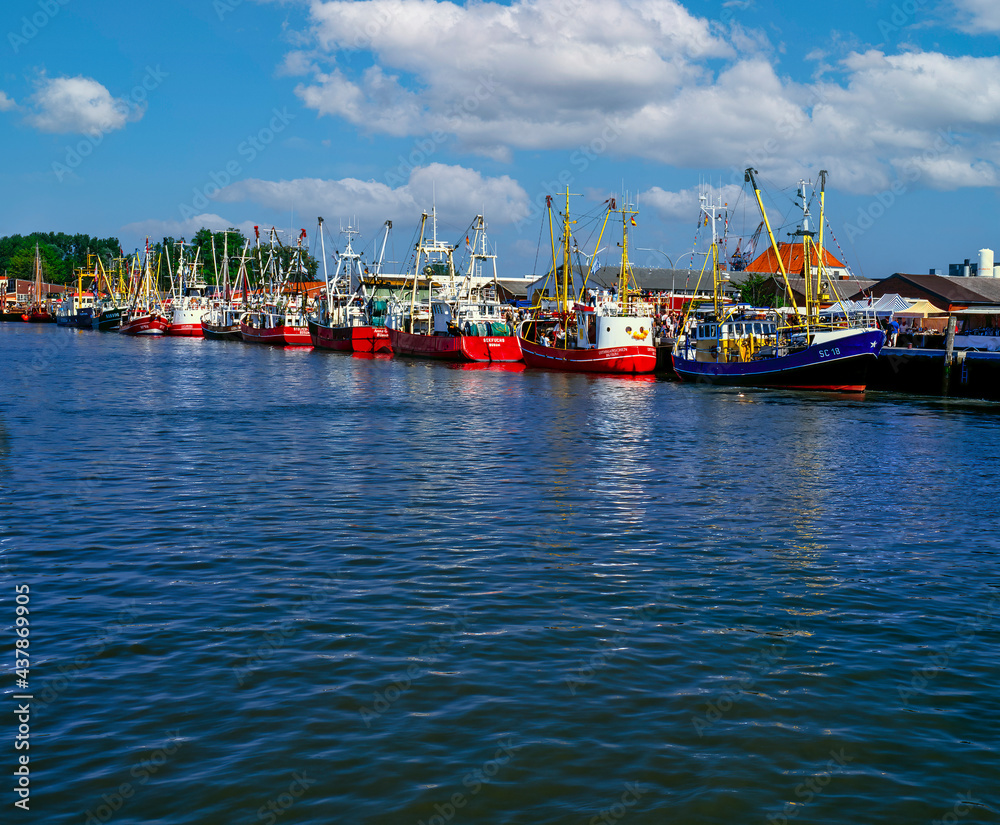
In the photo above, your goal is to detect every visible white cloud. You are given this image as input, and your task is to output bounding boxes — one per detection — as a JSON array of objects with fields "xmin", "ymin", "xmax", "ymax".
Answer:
[
  {"xmin": 0, "ymin": 91, "xmax": 15, "ymax": 112},
  {"xmin": 28, "ymin": 76, "xmax": 139, "ymax": 135},
  {"xmin": 951, "ymin": 0, "xmax": 1000, "ymax": 32},
  {"xmin": 213, "ymin": 162, "xmax": 531, "ymax": 227},
  {"xmin": 284, "ymin": 0, "xmax": 1000, "ymax": 194},
  {"xmin": 297, "ymin": 0, "xmax": 728, "ymax": 153},
  {"xmin": 639, "ymin": 184, "xmax": 744, "ymax": 222}
]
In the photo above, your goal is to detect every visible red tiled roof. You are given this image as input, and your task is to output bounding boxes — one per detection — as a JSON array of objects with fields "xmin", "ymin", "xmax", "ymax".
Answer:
[{"xmin": 745, "ymin": 242, "xmax": 845, "ymax": 274}]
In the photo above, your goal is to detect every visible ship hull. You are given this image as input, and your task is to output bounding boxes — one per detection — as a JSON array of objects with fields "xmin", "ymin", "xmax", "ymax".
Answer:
[
  {"xmin": 119, "ymin": 315, "xmax": 169, "ymax": 336},
  {"xmin": 309, "ymin": 320, "xmax": 393, "ymax": 354},
  {"xmin": 202, "ymin": 321, "xmax": 242, "ymax": 341},
  {"xmin": 519, "ymin": 338, "xmax": 656, "ymax": 374},
  {"xmin": 92, "ymin": 308, "xmax": 124, "ymax": 331},
  {"xmin": 387, "ymin": 328, "xmax": 521, "ymax": 362},
  {"xmin": 239, "ymin": 321, "xmax": 311, "ymax": 347},
  {"xmin": 671, "ymin": 329, "xmax": 884, "ymax": 391},
  {"xmin": 165, "ymin": 322, "xmax": 204, "ymax": 337},
  {"xmin": 57, "ymin": 311, "xmax": 94, "ymax": 329},
  {"xmin": 22, "ymin": 310, "xmax": 55, "ymax": 323}
]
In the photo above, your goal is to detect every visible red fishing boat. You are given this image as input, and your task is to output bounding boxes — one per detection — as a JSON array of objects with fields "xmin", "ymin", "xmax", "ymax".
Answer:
[
  {"xmin": 309, "ymin": 219, "xmax": 393, "ymax": 354},
  {"xmin": 386, "ymin": 211, "xmax": 521, "ymax": 362},
  {"xmin": 517, "ymin": 192, "xmax": 655, "ymax": 374},
  {"xmin": 164, "ymin": 240, "xmax": 207, "ymax": 337},
  {"xmin": 239, "ymin": 227, "xmax": 312, "ymax": 347},
  {"xmin": 119, "ymin": 241, "xmax": 170, "ymax": 336}
]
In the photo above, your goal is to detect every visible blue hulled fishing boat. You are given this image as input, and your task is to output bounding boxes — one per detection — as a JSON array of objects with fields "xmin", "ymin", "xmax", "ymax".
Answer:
[{"xmin": 672, "ymin": 169, "xmax": 884, "ymax": 392}]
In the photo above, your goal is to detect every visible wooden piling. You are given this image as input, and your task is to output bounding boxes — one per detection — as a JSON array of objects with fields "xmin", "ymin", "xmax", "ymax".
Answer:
[{"xmin": 942, "ymin": 314, "xmax": 957, "ymax": 395}]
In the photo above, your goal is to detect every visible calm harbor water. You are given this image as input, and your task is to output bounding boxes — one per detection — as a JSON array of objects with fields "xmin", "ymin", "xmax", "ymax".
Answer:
[{"xmin": 1, "ymin": 322, "xmax": 998, "ymax": 824}]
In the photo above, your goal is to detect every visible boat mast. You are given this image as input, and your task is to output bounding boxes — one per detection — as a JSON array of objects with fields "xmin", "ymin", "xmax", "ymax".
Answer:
[
  {"xmin": 816, "ymin": 170, "xmax": 829, "ymax": 324},
  {"xmin": 373, "ymin": 220, "xmax": 391, "ymax": 277},
  {"xmin": 410, "ymin": 212, "xmax": 429, "ymax": 333},
  {"xmin": 618, "ymin": 198, "xmax": 638, "ymax": 313},
  {"xmin": 796, "ymin": 179, "xmax": 815, "ymax": 329},
  {"xmin": 33, "ymin": 243, "xmax": 42, "ymax": 309},
  {"xmin": 465, "ymin": 215, "xmax": 497, "ymax": 296},
  {"xmin": 318, "ymin": 217, "xmax": 330, "ymax": 310},
  {"xmin": 745, "ymin": 167, "xmax": 801, "ymax": 327},
  {"xmin": 698, "ymin": 192, "xmax": 724, "ymax": 319}
]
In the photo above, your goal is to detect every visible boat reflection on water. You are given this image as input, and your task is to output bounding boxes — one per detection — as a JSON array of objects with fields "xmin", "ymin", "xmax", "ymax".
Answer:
[{"xmin": 447, "ymin": 361, "xmax": 527, "ymax": 373}]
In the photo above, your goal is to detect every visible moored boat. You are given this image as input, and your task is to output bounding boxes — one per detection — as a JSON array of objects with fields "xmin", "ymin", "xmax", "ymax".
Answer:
[
  {"xmin": 310, "ymin": 219, "xmax": 394, "ymax": 354},
  {"xmin": 671, "ymin": 169, "xmax": 884, "ymax": 391},
  {"xmin": 21, "ymin": 244, "xmax": 56, "ymax": 323},
  {"xmin": 56, "ymin": 257, "xmax": 102, "ymax": 329},
  {"xmin": 201, "ymin": 234, "xmax": 247, "ymax": 340},
  {"xmin": 165, "ymin": 242, "xmax": 207, "ymax": 337},
  {"xmin": 119, "ymin": 241, "xmax": 170, "ymax": 336},
  {"xmin": 239, "ymin": 227, "xmax": 312, "ymax": 347},
  {"xmin": 386, "ymin": 211, "xmax": 521, "ymax": 362},
  {"xmin": 517, "ymin": 192, "xmax": 655, "ymax": 374},
  {"xmin": 90, "ymin": 254, "xmax": 130, "ymax": 331}
]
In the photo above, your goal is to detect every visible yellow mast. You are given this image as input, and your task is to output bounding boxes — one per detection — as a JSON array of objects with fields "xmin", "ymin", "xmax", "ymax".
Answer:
[
  {"xmin": 745, "ymin": 167, "xmax": 802, "ymax": 328},
  {"xmin": 617, "ymin": 201, "xmax": 637, "ymax": 313},
  {"xmin": 560, "ymin": 188, "xmax": 572, "ymax": 315}
]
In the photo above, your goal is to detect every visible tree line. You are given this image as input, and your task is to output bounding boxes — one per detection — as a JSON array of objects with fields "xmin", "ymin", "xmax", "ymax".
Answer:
[
  {"xmin": 0, "ymin": 233, "xmax": 122, "ymax": 285},
  {"xmin": 1, "ymin": 228, "xmax": 319, "ymax": 287}
]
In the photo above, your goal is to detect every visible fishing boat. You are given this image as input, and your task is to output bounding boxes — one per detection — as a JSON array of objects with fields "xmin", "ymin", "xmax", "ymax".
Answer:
[
  {"xmin": 386, "ymin": 211, "xmax": 521, "ymax": 362},
  {"xmin": 56, "ymin": 256, "xmax": 101, "ymax": 328},
  {"xmin": 21, "ymin": 244, "xmax": 56, "ymax": 323},
  {"xmin": 516, "ymin": 192, "xmax": 656, "ymax": 374},
  {"xmin": 164, "ymin": 242, "xmax": 207, "ymax": 337},
  {"xmin": 91, "ymin": 256, "xmax": 130, "ymax": 331},
  {"xmin": 201, "ymin": 233, "xmax": 246, "ymax": 340},
  {"xmin": 239, "ymin": 227, "xmax": 312, "ymax": 346},
  {"xmin": 119, "ymin": 242, "xmax": 169, "ymax": 336},
  {"xmin": 310, "ymin": 219, "xmax": 393, "ymax": 354},
  {"xmin": 671, "ymin": 169, "xmax": 884, "ymax": 391}
]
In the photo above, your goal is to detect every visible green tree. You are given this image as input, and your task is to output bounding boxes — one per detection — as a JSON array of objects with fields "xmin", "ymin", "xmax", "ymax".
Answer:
[{"xmin": 735, "ymin": 273, "xmax": 773, "ymax": 308}]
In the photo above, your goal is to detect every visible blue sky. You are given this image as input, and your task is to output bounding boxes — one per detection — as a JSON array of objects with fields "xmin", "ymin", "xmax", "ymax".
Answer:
[{"xmin": 2, "ymin": 0, "xmax": 1000, "ymax": 279}]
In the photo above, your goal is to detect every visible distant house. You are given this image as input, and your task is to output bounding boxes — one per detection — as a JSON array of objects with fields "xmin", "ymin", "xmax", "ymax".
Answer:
[
  {"xmin": 2, "ymin": 277, "xmax": 65, "ymax": 307},
  {"xmin": 743, "ymin": 275, "xmax": 878, "ymax": 308},
  {"xmin": 854, "ymin": 273, "xmax": 1000, "ymax": 312}
]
